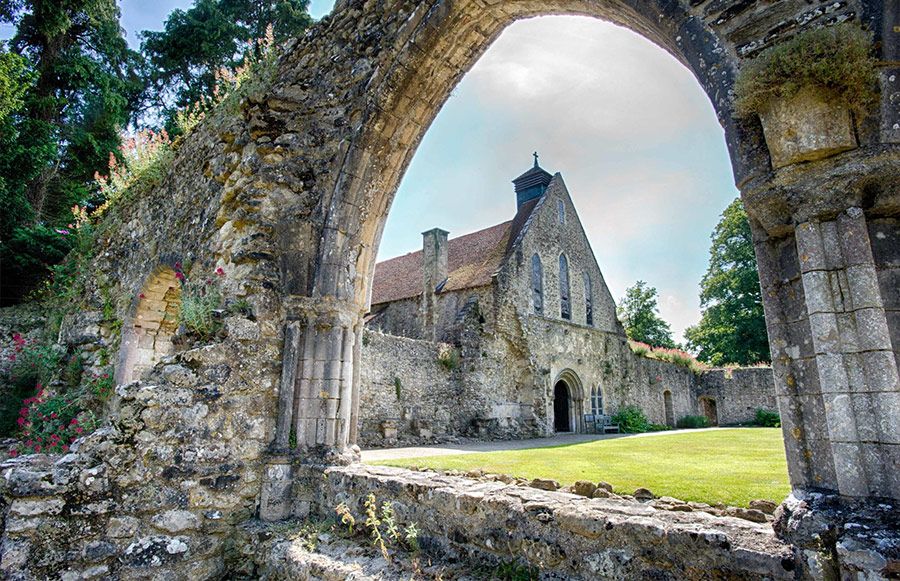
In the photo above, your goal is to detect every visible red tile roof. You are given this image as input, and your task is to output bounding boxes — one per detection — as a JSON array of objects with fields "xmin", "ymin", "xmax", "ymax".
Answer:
[
  {"xmin": 371, "ymin": 221, "xmax": 511, "ymax": 305},
  {"xmin": 370, "ymin": 195, "xmax": 544, "ymax": 306}
]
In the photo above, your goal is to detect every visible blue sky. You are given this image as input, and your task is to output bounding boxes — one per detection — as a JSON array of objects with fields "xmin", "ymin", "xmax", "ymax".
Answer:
[{"xmin": 3, "ymin": 2, "xmax": 740, "ymax": 343}]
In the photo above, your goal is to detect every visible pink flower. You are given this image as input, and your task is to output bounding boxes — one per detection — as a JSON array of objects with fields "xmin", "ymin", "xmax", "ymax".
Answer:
[
  {"xmin": 8, "ymin": 355, "xmax": 14, "ymax": 361},
  {"xmin": 9, "ymin": 450, "xmax": 17, "ymax": 457},
  {"xmin": 175, "ymin": 272, "xmax": 184, "ymax": 280},
  {"xmin": 174, "ymin": 262, "xmax": 181, "ymax": 269},
  {"xmin": 50, "ymin": 413, "xmax": 57, "ymax": 419},
  {"xmin": 12, "ymin": 333, "xmax": 24, "ymax": 346},
  {"xmin": 70, "ymin": 418, "xmax": 78, "ymax": 425},
  {"xmin": 25, "ymin": 440, "xmax": 32, "ymax": 447},
  {"xmin": 216, "ymin": 268, "xmax": 224, "ymax": 276},
  {"xmin": 34, "ymin": 445, "xmax": 41, "ymax": 453},
  {"xmin": 206, "ymin": 280, "xmax": 211, "ymax": 285},
  {"xmin": 139, "ymin": 293, "xmax": 146, "ymax": 299},
  {"xmin": 75, "ymin": 427, "xmax": 83, "ymax": 433},
  {"xmin": 61, "ymin": 445, "xmax": 68, "ymax": 452},
  {"xmin": 17, "ymin": 417, "xmax": 25, "ymax": 426}
]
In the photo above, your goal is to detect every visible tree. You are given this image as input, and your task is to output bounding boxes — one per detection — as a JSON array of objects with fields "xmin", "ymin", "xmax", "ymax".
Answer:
[
  {"xmin": 0, "ymin": 0, "xmax": 141, "ymax": 304},
  {"xmin": 139, "ymin": 0, "xmax": 312, "ymax": 127},
  {"xmin": 617, "ymin": 280, "xmax": 676, "ymax": 348},
  {"xmin": 684, "ymin": 199, "xmax": 770, "ymax": 365}
]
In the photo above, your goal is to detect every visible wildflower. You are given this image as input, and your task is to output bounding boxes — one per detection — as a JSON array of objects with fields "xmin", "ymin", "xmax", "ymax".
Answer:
[
  {"xmin": 8, "ymin": 354, "xmax": 14, "ymax": 360},
  {"xmin": 76, "ymin": 427, "xmax": 83, "ymax": 433},
  {"xmin": 34, "ymin": 445, "xmax": 41, "ymax": 453},
  {"xmin": 175, "ymin": 262, "xmax": 181, "ymax": 269},
  {"xmin": 139, "ymin": 293, "xmax": 146, "ymax": 299},
  {"xmin": 61, "ymin": 445, "xmax": 68, "ymax": 452},
  {"xmin": 216, "ymin": 268, "xmax": 225, "ymax": 276},
  {"xmin": 175, "ymin": 272, "xmax": 184, "ymax": 280},
  {"xmin": 17, "ymin": 417, "xmax": 25, "ymax": 426},
  {"xmin": 25, "ymin": 440, "xmax": 32, "ymax": 447},
  {"xmin": 206, "ymin": 280, "xmax": 212, "ymax": 284},
  {"xmin": 9, "ymin": 449, "xmax": 17, "ymax": 457},
  {"xmin": 50, "ymin": 413, "xmax": 57, "ymax": 419}
]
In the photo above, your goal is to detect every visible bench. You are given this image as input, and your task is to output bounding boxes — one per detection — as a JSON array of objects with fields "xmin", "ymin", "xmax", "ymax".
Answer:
[{"xmin": 584, "ymin": 414, "xmax": 620, "ymax": 434}]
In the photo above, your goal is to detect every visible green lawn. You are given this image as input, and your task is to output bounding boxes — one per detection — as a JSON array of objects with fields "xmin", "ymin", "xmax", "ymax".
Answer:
[{"xmin": 370, "ymin": 428, "xmax": 790, "ymax": 507}]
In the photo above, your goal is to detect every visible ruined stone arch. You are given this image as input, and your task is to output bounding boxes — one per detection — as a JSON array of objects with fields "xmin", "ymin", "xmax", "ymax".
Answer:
[
  {"xmin": 552, "ymin": 368, "xmax": 585, "ymax": 433},
  {"xmin": 114, "ymin": 266, "xmax": 182, "ymax": 386}
]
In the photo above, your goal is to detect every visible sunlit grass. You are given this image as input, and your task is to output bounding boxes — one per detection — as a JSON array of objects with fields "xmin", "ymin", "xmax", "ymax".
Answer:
[{"xmin": 370, "ymin": 428, "xmax": 790, "ymax": 507}]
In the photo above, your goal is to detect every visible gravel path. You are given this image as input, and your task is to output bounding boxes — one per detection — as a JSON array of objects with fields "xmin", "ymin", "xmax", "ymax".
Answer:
[{"xmin": 360, "ymin": 427, "xmax": 732, "ymax": 462}]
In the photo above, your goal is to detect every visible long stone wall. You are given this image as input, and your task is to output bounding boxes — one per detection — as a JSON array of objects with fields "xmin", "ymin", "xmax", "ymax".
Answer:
[
  {"xmin": 359, "ymin": 326, "xmax": 778, "ymax": 447},
  {"xmin": 313, "ymin": 464, "xmax": 796, "ymax": 580}
]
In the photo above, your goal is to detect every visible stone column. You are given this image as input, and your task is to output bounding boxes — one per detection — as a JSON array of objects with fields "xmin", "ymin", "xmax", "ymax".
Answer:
[
  {"xmin": 421, "ymin": 228, "xmax": 449, "ymax": 342},
  {"xmin": 271, "ymin": 296, "xmax": 363, "ymax": 457},
  {"xmin": 757, "ymin": 208, "xmax": 900, "ymax": 500}
]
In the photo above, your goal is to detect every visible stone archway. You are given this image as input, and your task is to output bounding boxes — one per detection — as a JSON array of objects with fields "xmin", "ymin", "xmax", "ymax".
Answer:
[
  {"xmin": 260, "ymin": 0, "xmax": 900, "ymax": 507},
  {"xmin": 115, "ymin": 267, "xmax": 182, "ymax": 386},
  {"xmin": 553, "ymin": 381, "xmax": 571, "ymax": 432}
]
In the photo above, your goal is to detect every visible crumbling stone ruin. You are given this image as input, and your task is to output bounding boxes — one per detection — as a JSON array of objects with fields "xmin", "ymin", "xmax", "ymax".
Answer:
[
  {"xmin": 359, "ymin": 160, "xmax": 776, "ymax": 446},
  {"xmin": 1, "ymin": 0, "xmax": 898, "ymax": 579}
]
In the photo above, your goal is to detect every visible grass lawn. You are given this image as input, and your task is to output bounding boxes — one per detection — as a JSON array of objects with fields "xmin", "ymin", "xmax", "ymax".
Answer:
[{"xmin": 370, "ymin": 428, "xmax": 790, "ymax": 507}]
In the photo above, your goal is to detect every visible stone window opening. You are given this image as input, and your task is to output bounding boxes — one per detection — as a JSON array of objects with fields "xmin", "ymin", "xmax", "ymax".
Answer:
[
  {"xmin": 115, "ymin": 267, "xmax": 183, "ymax": 386},
  {"xmin": 583, "ymin": 272, "xmax": 593, "ymax": 326},
  {"xmin": 557, "ymin": 199, "xmax": 565, "ymax": 224},
  {"xmin": 559, "ymin": 253, "xmax": 570, "ymax": 320},
  {"xmin": 531, "ymin": 253, "xmax": 543, "ymax": 314},
  {"xmin": 590, "ymin": 386, "xmax": 603, "ymax": 415}
]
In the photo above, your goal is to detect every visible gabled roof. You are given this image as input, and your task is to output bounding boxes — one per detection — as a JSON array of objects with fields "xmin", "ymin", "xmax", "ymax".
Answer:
[{"xmin": 371, "ymin": 194, "xmax": 546, "ymax": 306}]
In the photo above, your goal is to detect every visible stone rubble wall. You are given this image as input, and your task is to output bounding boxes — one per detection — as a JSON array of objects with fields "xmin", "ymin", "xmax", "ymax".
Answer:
[
  {"xmin": 0, "ymin": 327, "xmax": 282, "ymax": 581},
  {"xmin": 359, "ymin": 325, "xmax": 777, "ymax": 447},
  {"xmin": 313, "ymin": 464, "xmax": 797, "ymax": 580}
]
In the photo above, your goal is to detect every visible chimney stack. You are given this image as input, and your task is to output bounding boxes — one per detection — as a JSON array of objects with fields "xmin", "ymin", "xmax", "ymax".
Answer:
[{"xmin": 421, "ymin": 228, "xmax": 449, "ymax": 341}]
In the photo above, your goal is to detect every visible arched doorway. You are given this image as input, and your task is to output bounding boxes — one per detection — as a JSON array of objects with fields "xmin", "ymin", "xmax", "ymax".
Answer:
[
  {"xmin": 115, "ymin": 266, "xmax": 182, "ymax": 386},
  {"xmin": 663, "ymin": 390, "xmax": 674, "ymax": 428},
  {"xmin": 553, "ymin": 381, "xmax": 571, "ymax": 432},
  {"xmin": 700, "ymin": 397, "xmax": 718, "ymax": 427}
]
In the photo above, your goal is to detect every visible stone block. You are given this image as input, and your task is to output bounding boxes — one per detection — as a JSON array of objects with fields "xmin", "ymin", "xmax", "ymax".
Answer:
[
  {"xmin": 151, "ymin": 510, "xmax": 200, "ymax": 533},
  {"xmin": 224, "ymin": 317, "xmax": 260, "ymax": 341},
  {"xmin": 808, "ymin": 312, "xmax": 840, "ymax": 354},
  {"xmin": 871, "ymin": 392, "xmax": 900, "ymax": 444},
  {"xmin": 800, "ymin": 270, "xmax": 834, "ymax": 315},
  {"xmin": 845, "ymin": 265, "xmax": 883, "ymax": 311},
  {"xmin": 830, "ymin": 442, "xmax": 868, "ymax": 497},
  {"xmin": 573, "ymin": 480, "xmax": 596, "ymax": 498},
  {"xmin": 806, "ymin": 438, "xmax": 838, "ymax": 490},
  {"xmin": 877, "ymin": 269, "xmax": 900, "ymax": 310},
  {"xmin": 815, "ymin": 353, "xmax": 847, "ymax": 394},
  {"xmin": 861, "ymin": 351, "xmax": 900, "ymax": 393},
  {"xmin": 529, "ymin": 478, "xmax": 559, "ymax": 491},
  {"xmin": 836, "ymin": 209, "xmax": 874, "ymax": 266},
  {"xmin": 855, "ymin": 308, "xmax": 892, "ymax": 352},
  {"xmin": 108, "ymin": 516, "xmax": 140, "ymax": 538},
  {"xmin": 822, "ymin": 393, "xmax": 858, "ymax": 442},
  {"xmin": 758, "ymin": 87, "xmax": 857, "ymax": 169},
  {"xmin": 10, "ymin": 497, "xmax": 65, "ymax": 516},
  {"xmin": 794, "ymin": 221, "xmax": 826, "ymax": 273}
]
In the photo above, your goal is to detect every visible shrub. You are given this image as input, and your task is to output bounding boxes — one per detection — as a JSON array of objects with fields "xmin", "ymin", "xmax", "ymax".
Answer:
[
  {"xmin": 753, "ymin": 408, "xmax": 781, "ymax": 427},
  {"xmin": 628, "ymin": 340, "xmax": 650, "ymax": 357},
  {"xmin": 734, "ymin": 23, "xmax": 878, "ymax": 118},
  {"xmin": 611, "ymin": 406, "xmax": 651, "ymax": 433},
  {"xmin": 9, "ymin": 388, "xmax": 98, "ymax": 456},
  {"xmin": 676, "ymin": 415, "xmax": 710, "ymax": 429},
  {"xmin": 437, "ymin": 343, "xmax": 460, "ymax": 371},
  {"xmin": 177, "ymin": 266, "xmax": 224, "ymax": 338}
]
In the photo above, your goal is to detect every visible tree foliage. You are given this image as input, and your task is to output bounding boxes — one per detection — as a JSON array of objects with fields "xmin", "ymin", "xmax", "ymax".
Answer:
[
  {"xmin": 617, "ymin": 280, "xmax": 676, "ymax": 349},
  {"xmin": 0, "ymin": 0, "xmax": 142, "ymax": 304},
  {"xmin": 139, "ymin": 0, "xmax": 312, "ymax": 128},
  {"xmin": 684, "ymin": 199, "xmax": 770, "ymax": 366}
]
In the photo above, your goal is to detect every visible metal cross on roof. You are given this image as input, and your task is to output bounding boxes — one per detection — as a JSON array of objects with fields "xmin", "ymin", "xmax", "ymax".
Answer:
[{"xmin": 533, "ymin": 151, "xmax": 539, "ymax": 167}]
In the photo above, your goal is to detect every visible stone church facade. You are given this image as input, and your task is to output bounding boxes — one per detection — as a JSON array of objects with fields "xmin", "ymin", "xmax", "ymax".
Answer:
[{"xmin": 358, "ymin": 160, "xmax": 775, "ymax": 446}]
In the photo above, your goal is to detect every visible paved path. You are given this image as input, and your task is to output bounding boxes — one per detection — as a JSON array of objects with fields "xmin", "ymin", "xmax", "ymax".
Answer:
[{"xmin": 361, "ymin": 427, "xmax": 732, "ymax": 462}]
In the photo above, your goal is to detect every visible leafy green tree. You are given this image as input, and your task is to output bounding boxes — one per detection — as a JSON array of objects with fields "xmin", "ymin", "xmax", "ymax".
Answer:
[
  {"xmin": 684, "ymin": 199, "xmax": 770, "ymax": 365},
  {"xmin": 0, "ymin": 44, "xmax": 29, "ymax": 120},
  {"xmin": 140, "ymin": 0, "xmax": 312, "ymax": 127},
  {"xmin": 0, "ymin": 0, "xmax": 141, "ymax": 304},
  {"xmin": 617, "ymin": 280, "xmax": 676, "ymax": 349}
]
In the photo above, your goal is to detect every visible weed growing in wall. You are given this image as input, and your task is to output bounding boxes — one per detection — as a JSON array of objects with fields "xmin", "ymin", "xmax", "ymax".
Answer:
[
  {"xmin": 437, "ymin": 343, "xmax": 460, "ymax": 371},
  {"xmin": 8, "ymin": 387, "xmax": 98, "ymax": 456},
  {"xmin": 335, "ymin": 494, "xmax": 419, "ymax": 563},
  {"xmin": 733, "ymin": 23, "xmax": 877, "ymax": 118},
  {"xmin": 177, "ymin": 265, "xmax": 225, "ymax": 339},
  {"xmin": 628, "ymin": 340, "xmax": 708, "ymax": 374}
]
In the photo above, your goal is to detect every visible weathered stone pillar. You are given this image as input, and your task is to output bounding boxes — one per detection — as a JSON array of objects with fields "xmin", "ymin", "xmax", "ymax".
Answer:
[
  {"xmin": 271, "ymin": 296, "xmax": 363, "ymax": 456},
  {"xmin": 746, "ymin": 144, "xmax": 900, "ymax": 577},
  {"xmin": 421, "ymin": 228, "xmax": 449, "ymax": 341}
]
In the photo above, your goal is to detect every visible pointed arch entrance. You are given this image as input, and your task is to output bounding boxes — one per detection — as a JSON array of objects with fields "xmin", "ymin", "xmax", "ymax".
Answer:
[{"xmin": 552, "ymin": 369, "xmax": 584, "ymax": 433}]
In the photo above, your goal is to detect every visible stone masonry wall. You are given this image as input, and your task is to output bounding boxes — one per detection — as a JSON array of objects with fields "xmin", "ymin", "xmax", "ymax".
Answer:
[
  {"xmin": 698, "ymin": 368, "xmax": 778, "ymax": 426},
  {"xmin": 313, "ymin": 464, "xmax": 796, "ymax": 580}
]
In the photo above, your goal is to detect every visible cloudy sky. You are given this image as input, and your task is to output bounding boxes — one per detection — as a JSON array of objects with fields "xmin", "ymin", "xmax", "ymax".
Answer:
[{"xmin": 3, "ymin": 1, "xmax": 741, "ymax": 343}]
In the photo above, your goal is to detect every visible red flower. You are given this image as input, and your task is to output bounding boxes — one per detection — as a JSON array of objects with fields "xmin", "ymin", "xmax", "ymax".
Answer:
[
  {"xmin": 75, "ymin": 427, "xmax": 83, "ymax": 433},
  {"xmin": 34, "ymin": 445, "xmax": 41, "ymax": 453},
  {"xmin": 216, "ymin": 268, "xmax": 224, "ymax": 276},
  {"xmin": 12, "ymin": 333, "xmax": 24, "ymax": 346},
  {"xmin": 61, "ymin": 445, "xmax": 68, "ymax": 452},
  {"xmin": 17, "ymin": 417, "xmax": 24, "ymax": 426},
  {"xmin": 50, "ymin": 413, "xmax": 57, "ymax": 419},
  {"xmin": 8, "ymin": 354, "xmax": 15, "ymax": 361},
  {"xmin": 175, "ymin": 272, "xmax": 184, "ymax": 280},
  {"xmin": 139, "ymin": 293, "xmax": 146, "ymax": 299},
  {"xmin": 9, "ymin": 449, "xmax": 17, "ymax": 457},
  {"xmin": 174, "ymin": 262, "xmax": 181, "ymax": 269}
]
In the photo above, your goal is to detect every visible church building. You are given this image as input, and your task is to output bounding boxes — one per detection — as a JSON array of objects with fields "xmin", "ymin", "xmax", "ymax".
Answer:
[{"xmin": 357, "ymin": 158, "xmax": 775, "ymax": 446}]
